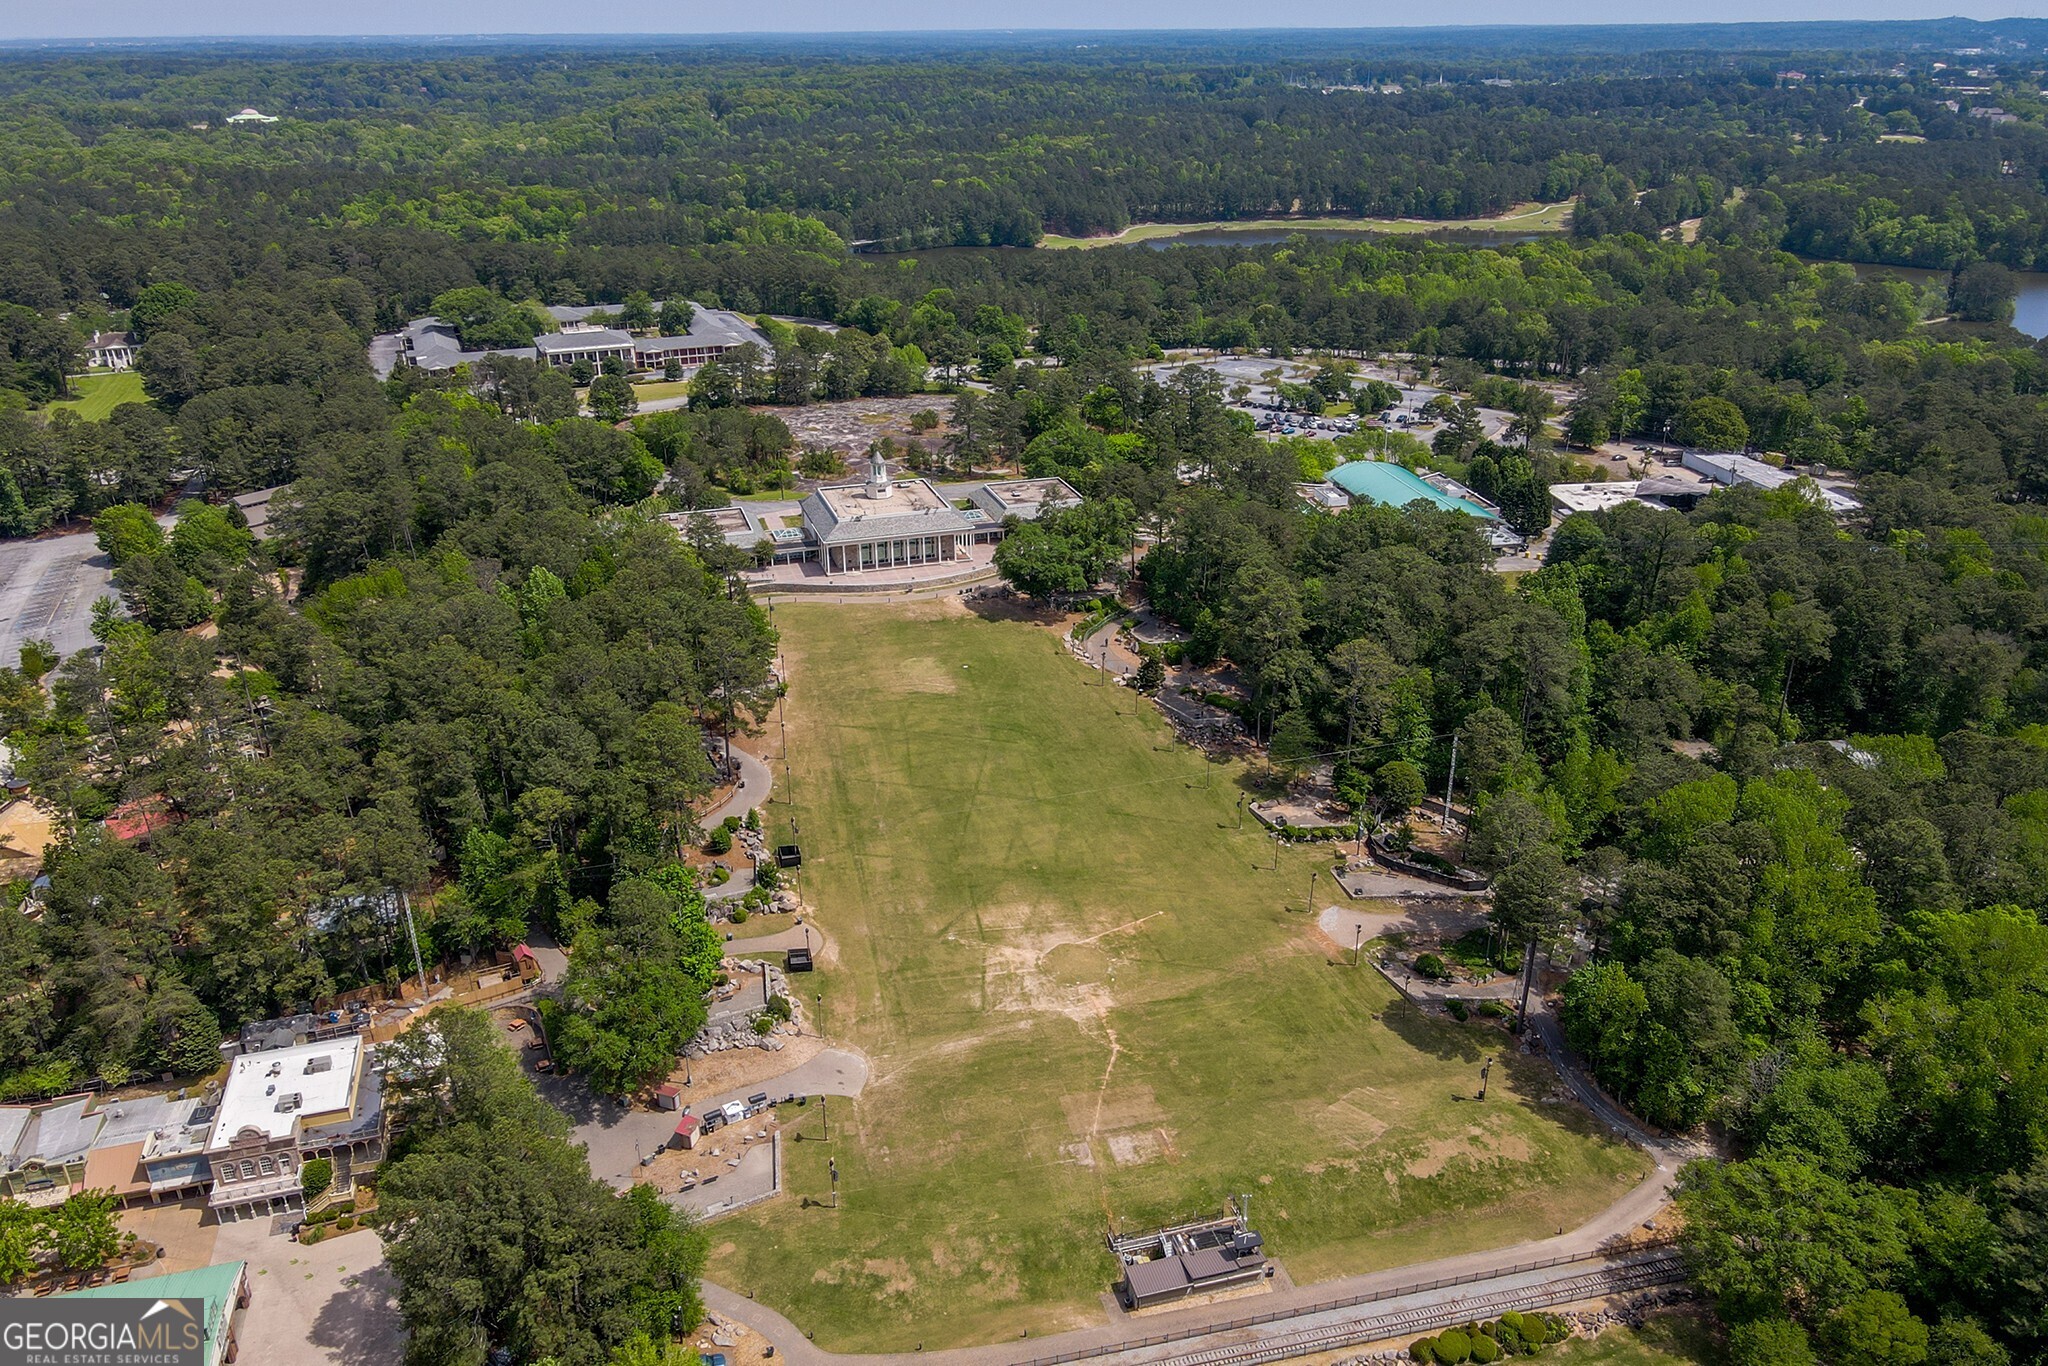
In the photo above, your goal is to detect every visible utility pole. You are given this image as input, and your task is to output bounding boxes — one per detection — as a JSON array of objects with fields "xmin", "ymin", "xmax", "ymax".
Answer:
[
  {"xmin": 1440, "ymin": 732, "xmax": 1459, "ymax": 832},
  {"xmin": 399, "ymin": 891, "xmax": 429, "ymax": 1001}
]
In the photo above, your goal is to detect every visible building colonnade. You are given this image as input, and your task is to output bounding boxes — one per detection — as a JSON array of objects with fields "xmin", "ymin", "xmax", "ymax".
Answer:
[{"xmin": 824, "ymin": 532, "xmax": 962, "ymax": 574}]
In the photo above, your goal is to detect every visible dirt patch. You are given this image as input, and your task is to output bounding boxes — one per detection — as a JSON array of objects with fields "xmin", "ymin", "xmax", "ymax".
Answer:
[
  {"xmin": 1402, "ymin": 1124, "xmax": 1535, "ymax": 1179},
  {"xmin": 667, "ymin": 1032, "xmax": 827, "ymax": 1095},
  {"xmin": 1060, "ymin": 1085, "xmax": 1166, "ymax": 1137},
  {"xmin": 762, "ymin": 397, "xmax": 951, "ymax": 460},
  {"xmin": 977, "ymin": 1257, "xmax": 1024, "ymax": 1302},
  {"xmin": 1321, "ymin": 1089, "xmax": 1393, "ymax": 1148},
  {"xmin": 896, "ymin": 656, "xmax": 962, "ymax": 694},
  {"xmin": 1059, "ymin": 1141, "xmax": 1096, "ymax": 1168},
  {"xmin": 690, "ymin": 1306, "xmax": 783, "ymax": 1366},
  {"xmin": 862, "ymin": 1257, "xmax": 918, "ymax": 1296},
  {"xmin": 1106, "ymin": 1130, "xmax": 1163, "ymax": 1166}
]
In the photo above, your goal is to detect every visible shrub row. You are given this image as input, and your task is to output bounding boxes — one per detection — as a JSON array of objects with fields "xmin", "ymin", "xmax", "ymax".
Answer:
[
  {"xmin": 304, "ymin": 1197, "xmax": 358, "ymax": 1226},
  {"xmin": 1412, "ymin": 1312, "xmax": 1566, "ymax": 1364}
]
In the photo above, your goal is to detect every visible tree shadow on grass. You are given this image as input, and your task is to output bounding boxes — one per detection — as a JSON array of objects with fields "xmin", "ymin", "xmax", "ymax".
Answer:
[{"xmin": 1377, "ymin": 996, "xmax": 1496, "ymax": 1065}]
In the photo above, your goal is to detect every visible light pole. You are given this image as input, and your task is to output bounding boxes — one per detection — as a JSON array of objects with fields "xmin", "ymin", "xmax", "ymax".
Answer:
[
  {"xmin": 1306, "ymin": 867, "xmax": 1317, "ymax": 915},
  {"xmin": 1354, "ymin": 923, "xmax": 1364, "ymax": 967},
  {"xmin": 1478, "ymin": 1054, "xmax": 1494, "ymax": 1101}
]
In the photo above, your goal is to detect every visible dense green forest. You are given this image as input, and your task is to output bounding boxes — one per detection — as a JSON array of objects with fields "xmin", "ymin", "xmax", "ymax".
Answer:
[{"xmin": 1, "ymin": 25, "xmax": 2048, "ymax": 1366}]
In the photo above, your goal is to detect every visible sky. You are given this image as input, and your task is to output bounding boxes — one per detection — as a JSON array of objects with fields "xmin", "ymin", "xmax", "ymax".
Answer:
[{"xmin": 4, "ymin": 0, "xmax": 2043, "ymax": 40}]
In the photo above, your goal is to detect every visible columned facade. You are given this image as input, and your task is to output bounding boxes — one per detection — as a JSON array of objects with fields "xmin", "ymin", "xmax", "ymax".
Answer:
[{"xmin": 824, "ymin": 532, "xmax": 960, "ymax": 575}]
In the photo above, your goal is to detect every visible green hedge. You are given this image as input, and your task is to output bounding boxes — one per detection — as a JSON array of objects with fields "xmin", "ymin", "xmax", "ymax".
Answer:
[
  {"xmin": 304, "ymin": 1198, "xmax": 358, "ymax": 1226},
  {"xmin": 1436, "ymin": 1329, "xmax": 1472, "ymax": 1363}
]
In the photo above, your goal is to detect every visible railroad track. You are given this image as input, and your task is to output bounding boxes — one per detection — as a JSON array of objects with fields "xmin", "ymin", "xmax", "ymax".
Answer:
[{"xmin": 1148, "ymin": 1252, "xmax": 1688, "ymax": 1366}]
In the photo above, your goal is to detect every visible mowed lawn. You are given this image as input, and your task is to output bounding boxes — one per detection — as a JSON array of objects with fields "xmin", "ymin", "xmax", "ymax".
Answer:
[
  {"xmin": 711, "ymin": 602, "xmax": 1646, "ymax": 1350},
  {"xmin": 48, "ymin": 372, "xmax": 146, "ymax": 420}
]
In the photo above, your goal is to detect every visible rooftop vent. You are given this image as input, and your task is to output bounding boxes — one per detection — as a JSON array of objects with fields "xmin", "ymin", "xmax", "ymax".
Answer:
[{"xmin": 304, "ymin": 1055, "xmax": 333, "ymax": 1075}]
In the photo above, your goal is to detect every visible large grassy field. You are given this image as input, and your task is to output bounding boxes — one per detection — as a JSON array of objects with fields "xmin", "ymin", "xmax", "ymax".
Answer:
[
  {"xmin": 710, "ymin": 602, "xmax": 1646, "ymax": 1349},
  {"xmin": 1039, "ymin": 201, "xmax": 1573, "ymax": 249},
  {"xmin": 48, "ymin": 372, "xmax": 146, "ymax": 420}
]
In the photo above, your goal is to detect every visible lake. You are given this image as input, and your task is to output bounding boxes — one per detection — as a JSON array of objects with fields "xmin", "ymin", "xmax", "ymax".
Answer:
[{"xmin": 1829, "ymin": 259, "xmax": 2048, "ymax": 341}]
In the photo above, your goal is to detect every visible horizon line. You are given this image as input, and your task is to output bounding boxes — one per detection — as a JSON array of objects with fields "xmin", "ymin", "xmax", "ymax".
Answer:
[{"xmin": 2, "ymin": 15, "xmax": 2043, "ymax": 43}]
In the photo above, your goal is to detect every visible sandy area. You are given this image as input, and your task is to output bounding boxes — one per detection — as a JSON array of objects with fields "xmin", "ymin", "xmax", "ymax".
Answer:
[
  {"xmin": 668, "ymin": 1031, "xmax": 828, "ymax": 1094},
  {"xmin": 0, "ymin": 798, "xmax": 54, "ymax": 871},
  {"xmin": 691, "ymin": 1305, "xmax": 783, "ymax": 1364}
]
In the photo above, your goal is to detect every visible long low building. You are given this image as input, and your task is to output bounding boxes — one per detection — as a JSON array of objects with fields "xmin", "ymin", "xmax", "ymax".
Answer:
[
  {"xmin": 1325, "ymin": 460, "xmax": 1525, "ymax": 551},
  {"xmin": 1681, "ymin": 449, "xmax": 1860, "ymax": 514},
  {"xmin": 57, "ymin": 1260, "xmax": 252, "ymax": 1366},
  {"xmin": 375, "ymin": 301, "xmax": 772, "ymax": 379}
]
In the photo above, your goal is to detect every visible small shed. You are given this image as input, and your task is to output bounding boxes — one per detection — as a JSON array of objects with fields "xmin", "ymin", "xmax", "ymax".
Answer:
[
  {"xmin": 653, "ymin": 1083, "xmax": 682, "ymax": 1112},
  {"xmin": 671, "ymin": 1114, "xmax": 702, "ymax": 1150}
]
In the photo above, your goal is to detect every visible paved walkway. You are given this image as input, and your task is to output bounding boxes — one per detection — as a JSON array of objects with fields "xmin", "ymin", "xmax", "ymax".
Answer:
[
  {"xmin": 702, "ymin": 744, "xmax": 775, "ymax": 902},
  {"xmin": 707, "ymin": 745, "xmax": 775, "ymax": 829}
]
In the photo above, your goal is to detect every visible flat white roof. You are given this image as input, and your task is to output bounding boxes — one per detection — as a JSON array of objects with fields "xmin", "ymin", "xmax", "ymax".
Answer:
[
  {"xmin": 1551, "ymin": 481, "xmax": 1645, "ymax": 513},
  {"xmin": 211, "ymin": 1037, "xmax": 362, "ymax": 1148}
]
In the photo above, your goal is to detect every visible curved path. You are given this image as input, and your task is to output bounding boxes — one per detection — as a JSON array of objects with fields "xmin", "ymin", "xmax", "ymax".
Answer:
[{"xmin": 704, "ymin": 745, "xmax": 775, "ymax": 902}]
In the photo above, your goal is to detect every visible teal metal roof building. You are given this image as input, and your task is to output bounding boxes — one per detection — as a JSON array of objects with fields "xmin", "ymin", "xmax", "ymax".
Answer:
[
  {"xmin": 1327, "ymin": 461, "xmax": 1498, "ymax": 519},
  {"xmin": 61, "ymin": 1260, "xmax": 250, "ymax": 1366}
]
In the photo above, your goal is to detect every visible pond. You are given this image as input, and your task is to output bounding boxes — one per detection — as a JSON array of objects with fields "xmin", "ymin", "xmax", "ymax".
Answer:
[{"xmin": 1826, "ymin": 259, "xmax": 2048, "ymax": 341}]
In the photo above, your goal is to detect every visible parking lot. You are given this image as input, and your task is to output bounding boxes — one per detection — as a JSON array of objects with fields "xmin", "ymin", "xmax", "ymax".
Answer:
[{"xmin": 0, "ymin": 530, "xmax": 118, "ymax": 665}]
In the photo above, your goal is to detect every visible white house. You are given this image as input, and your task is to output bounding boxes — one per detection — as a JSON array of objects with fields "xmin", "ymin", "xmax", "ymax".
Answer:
[{"xmin": 87, "ymin": 331, "xmax": 135, "ymax": 371}]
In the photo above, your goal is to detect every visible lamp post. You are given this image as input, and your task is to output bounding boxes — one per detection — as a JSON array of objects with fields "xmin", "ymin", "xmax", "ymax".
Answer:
[
  {"xmin": 1354, "ymin": 923, "xmax": 1364, "ymax": 967},
  {"xmin": 1306, "ymin": 867, "xmax": 1317, "ymax": 915},
  {"xmin": 1478, "ymin": 1054, "xmax": 1493, "ymax": 1101}
]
